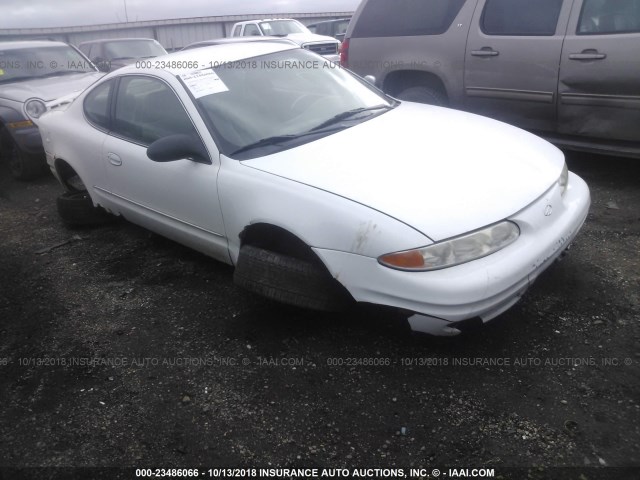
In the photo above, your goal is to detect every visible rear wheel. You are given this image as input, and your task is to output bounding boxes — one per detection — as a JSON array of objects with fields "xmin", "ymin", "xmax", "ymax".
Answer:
[
  {"xmin": 56, "ymin": 191, "xmax": 114, "ymax": 227},
  {"xmin": 234, "ymin": 244, "xmax": 352, "ymax": 312},
  {"xmin": 397, "ymin": 86, "xmax": 447, "ymax": 106}
]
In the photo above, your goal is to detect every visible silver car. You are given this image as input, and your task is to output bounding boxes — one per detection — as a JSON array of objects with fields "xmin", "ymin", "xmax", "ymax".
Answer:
[
  {"xmin": 343, "ymin": 0, "xmax": 640, "ymax": 159},
  {"xmin": 77, "ymin": 38, "xmax": 167, "ymax": 72},
  {"xmin": 0, "ymin": 40, "xmax": 103, "ymax": 179}
]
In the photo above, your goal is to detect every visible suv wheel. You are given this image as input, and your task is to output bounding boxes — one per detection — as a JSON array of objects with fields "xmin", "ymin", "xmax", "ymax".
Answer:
[{"xmin": 397, "ymin": 86, "xmax": 447, "ymax": 107}]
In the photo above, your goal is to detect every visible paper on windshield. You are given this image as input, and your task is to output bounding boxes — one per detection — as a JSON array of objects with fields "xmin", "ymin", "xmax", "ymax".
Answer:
[{"xmin": 180, "ymin": 70, "xmax": 228, "ymax": 98}]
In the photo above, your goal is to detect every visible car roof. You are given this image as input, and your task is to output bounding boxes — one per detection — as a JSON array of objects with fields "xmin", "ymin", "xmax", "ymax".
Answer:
[
  {"xmin": 308, "ymin": 18, "xmax": 351, "ymax": 26},
  {"xmin": 182, "ymin": 37, "xmax": 298, "ymax": 51},
  {"xmin": 234, "ymin": 18, "xmax": 298, "ymax": 24},
  {"xmin": 0, "ymin": 40, "xmax": 69, "ymax": 50},
  {"xmin": 119, "ymin": 41, "xmax": 298, "ymax": 75},
  {"xmin": 78, "ymin": 38, "xmax": 159, "ymax": 46}
]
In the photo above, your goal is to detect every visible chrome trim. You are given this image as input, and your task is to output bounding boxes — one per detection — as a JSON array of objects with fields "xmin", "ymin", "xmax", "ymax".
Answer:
[
  {"xmin": 560, "ymin": 93, "xmax": 640, "ymax": 108},
  {"xmin": 466, "ymin": 87, "xmax": 554, "ymax": 103}
]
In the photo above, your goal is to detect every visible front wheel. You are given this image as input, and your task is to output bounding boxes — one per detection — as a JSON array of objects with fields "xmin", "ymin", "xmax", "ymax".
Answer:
[
  {"xmin": 0, "ymin": 131, "xmax": 47, "ymax": 180},
  {"xmin": 233, "ymin": 244, "xmax": 352, "ymax": 312}
]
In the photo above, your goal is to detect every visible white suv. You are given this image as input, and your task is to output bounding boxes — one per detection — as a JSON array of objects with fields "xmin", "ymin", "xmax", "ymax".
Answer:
[{"xmin": 230, "ymin": 19, "xmax": 340, "ymax": 62}]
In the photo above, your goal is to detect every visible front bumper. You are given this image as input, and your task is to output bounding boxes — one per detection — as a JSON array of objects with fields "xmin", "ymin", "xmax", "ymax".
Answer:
[{"xmin": 314, "ymin": 172, "xmax": 590, "ymax": 328}]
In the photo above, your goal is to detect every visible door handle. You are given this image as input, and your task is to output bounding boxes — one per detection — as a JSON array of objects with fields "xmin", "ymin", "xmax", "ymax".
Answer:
[
  {"xmin": 471, "ymin": 48, "xmax": 499, "ymax": 57},
  {"xmin": 107, "ymin": 153, "xmax": 122, "ymax": 166},
  {"xmin": 569, "ymin": 50, "xmax": 606, "ymax": 60}
]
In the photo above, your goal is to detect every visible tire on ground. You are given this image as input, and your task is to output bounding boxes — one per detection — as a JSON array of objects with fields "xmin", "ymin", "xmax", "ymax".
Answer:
[
  {"xmin": 397, "ymin": 85, "xmax": 447, "ymax": 106},
  {"xmin": 233, "ymin": 244, "xmax": 352, "ymax": 312},
  {"xmin": 56, "ymin": 192, "xmax": 114, "ymax": 227}
]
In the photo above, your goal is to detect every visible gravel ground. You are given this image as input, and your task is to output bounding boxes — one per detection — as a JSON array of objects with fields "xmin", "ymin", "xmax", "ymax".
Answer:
[{"xmin": 0, "ymin": 152, "xmax": 639, "ymax": 480}]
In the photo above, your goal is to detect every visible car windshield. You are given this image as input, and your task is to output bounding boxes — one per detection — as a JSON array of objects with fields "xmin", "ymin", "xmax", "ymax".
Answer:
[
  {"xmin": 190, "ymin": 49, "xmax": 394, "ymax": 159},
  {"xmin": 0, "ymin": 46, "xmax": 95, "ymax": 84},
  {"xmin": 103, "ymin": 40, "xmax": 167, "ymax": 60},
  {"xmin": 258, "ymin": 20, "xmax": 307, "ymax": 36}
]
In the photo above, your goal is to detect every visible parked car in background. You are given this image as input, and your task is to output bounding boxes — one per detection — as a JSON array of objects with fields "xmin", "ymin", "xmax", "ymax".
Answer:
[
  {"xmin": 230, "ymin": 19, "xmax": 341, "ymax": 61},
  {"xmin": 343, "ymin": 0, "xmax": 640, "ymax": 159},
  {"xmin": 181, "ymin": 37, "xmax": 298, "ymax": 51},
  {"xmin": 33, "ymin": 42, "xmax": 589, "ymax": 335},
  {"xmin": 77, "ymin": 38, "xmax": 167, "ymax": 72},
  {"xmin": 0, "ymin": 40, "xmax": 102, "ymax": 179},
  {"xmin": 306, "ymin": 18, "xmax": 351, "ymax": 41}
]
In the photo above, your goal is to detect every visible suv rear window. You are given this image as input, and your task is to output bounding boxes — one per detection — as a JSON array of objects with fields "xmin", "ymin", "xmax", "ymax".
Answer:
[
  {"xmin": 351, "ymin": 0, "xmax": 466, "ymax": 38},
  {"xmin": 482, "ymin": 0, "xmax": 563, "ymax": 36}
]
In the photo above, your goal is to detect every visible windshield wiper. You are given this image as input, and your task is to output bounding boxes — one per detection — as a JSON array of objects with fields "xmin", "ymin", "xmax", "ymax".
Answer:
[
  {"xmin": 231, "ymin": 126, "xmax": 346, "ymax": 156},
  {"xmin": 111, "ymin": 56, "xmax": 135, "ymax": 61},
  {"xmin": 0, "ymin": 75, "xmax": 36, "ymax": 84},
  {"xmin": 310, "ymin": 105, "xmax": 392, "ymax": 131}
]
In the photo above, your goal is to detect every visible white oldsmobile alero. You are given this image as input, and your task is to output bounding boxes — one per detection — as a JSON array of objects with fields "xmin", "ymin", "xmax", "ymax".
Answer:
[{"xmin": 33, "ymin": 41, "xmax": 591, "ymax": 335}]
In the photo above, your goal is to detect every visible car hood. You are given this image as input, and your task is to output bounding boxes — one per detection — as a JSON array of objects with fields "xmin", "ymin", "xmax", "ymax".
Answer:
[
  {"xmin": 285, "ymin": 32, "xmax": 340, "ymax": 45},
  {"xmin": 242, "ymin": 103, "xmax": 565, "ymax": 242},
  {"xmin": 0, "ymin": 72, "xmax": 104, "ymax": 103}
]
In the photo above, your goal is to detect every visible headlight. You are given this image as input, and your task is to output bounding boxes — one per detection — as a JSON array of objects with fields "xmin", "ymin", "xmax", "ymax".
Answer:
[
  {"xmin": 558, "ymin": 162, "xmax": 569, "ymax": 196},
  {"xmin": 24, "ymin": 98, "xmax": 47, "ymax": 119},
  {"xmin": 379, "ymin": 221, "xmax": 520, "ymax": 271}
]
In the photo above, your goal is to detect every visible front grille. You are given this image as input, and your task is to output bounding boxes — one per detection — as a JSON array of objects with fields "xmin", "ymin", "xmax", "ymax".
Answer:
[{"xmin": 303, "ymin": 42, "xmax": 338, "ymax": 56}]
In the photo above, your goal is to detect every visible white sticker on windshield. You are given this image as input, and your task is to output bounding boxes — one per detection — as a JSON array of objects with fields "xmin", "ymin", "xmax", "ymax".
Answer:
[{"xmin": 180, "ymin": 70, "xmax": 228, "ymax": 98}]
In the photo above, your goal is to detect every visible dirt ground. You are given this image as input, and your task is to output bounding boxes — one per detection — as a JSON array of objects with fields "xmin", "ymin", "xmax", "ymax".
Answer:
[{"xmin": 0, "ymin": 152, "xmax": 638, "ymax": 480}]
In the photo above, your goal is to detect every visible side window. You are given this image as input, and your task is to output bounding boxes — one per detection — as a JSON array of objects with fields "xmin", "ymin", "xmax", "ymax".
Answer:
[
  {"xmin": 232, "ymin": 25, "xmax": 241, "ymax": 37},
  {"xmin": 83, "ymin": 79, "xmax": 114, "ymax": 130},
  {"xmin": 112, "ymin": 76, "xmax": 197, "ymax": 146},
  {"xmin": 351, "ymin": 0, "xmax": 466, "ymax": 37},
  {"xmin": 578, "ymin": 0, "xmax": 640, "ymax": 34},
  {"xmin": 243, "ymin": 24, "xmax": 261, "ymax": 36},
  {"xmin": 482, "ymin": 0, "xmax": 563, "ymax": 36}
]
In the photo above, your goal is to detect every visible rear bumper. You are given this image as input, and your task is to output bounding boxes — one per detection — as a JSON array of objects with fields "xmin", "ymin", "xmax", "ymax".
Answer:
[{"xmin": 314, "ymin": 172, "xmax": 590, "ymax": 325}]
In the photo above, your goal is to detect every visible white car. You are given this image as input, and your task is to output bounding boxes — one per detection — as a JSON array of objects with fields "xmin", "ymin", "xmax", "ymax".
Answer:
[
  {"xmin": 33, "ymin": 41, "xmax": 590, "ymax": 335},
  {"xmin": 230, "ymin": 19, "xmax": 341, "ymax": 62}
]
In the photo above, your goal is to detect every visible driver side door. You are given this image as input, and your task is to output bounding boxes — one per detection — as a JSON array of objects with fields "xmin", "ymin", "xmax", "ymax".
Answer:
[{"xmin": 101, "ymin": 74, "xmax": 230, "ymax": 263}]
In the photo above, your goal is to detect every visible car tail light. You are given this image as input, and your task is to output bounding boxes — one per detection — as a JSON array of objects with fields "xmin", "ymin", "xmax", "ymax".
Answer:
[{"xmin": 340, "ymin": 38, "xmax": 349, "ymax": 68}]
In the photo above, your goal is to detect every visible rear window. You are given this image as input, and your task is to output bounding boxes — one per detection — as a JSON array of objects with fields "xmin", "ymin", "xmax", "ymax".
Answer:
[
  {"xmin": 482, "ymin": 0, "xmax": 563, "ymax": 36},
  {"xmin": 351, "ymin": 0, "xmax": 466, "ymax": 38}
]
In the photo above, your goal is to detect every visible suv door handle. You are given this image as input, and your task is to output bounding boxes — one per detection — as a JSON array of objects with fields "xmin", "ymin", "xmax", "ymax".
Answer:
[
  {"xmin": 569, "ymin": 50, "xmax": 606, "ymax": 60},
  {"xmin": 107, "ymin": 153, "xmax": 122, "ymax": 166},
  {"xmin": 471, "ymin": 48, "xmax": 499, "ymax": 57}
]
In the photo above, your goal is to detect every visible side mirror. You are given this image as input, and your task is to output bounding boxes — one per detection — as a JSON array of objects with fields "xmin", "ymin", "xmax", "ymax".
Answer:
[
  {"xmin": 147, "ymin": 134, "xmax": 210, "ymax": 164},
  {"xmin": 364, "ymin": 75, "xmax": 376, "ymax": 86}
]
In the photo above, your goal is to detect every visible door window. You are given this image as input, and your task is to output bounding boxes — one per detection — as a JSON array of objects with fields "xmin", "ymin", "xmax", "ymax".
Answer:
[
  {"xmin": 482, "ymin": 0, "xmax": 563, "ymax": 36},
  {"xmin": 243, "ymin": 24, "xmax": 261, "ymax": 36},
  {"xmin": 112, "ymin": 76, "xmax": 197, "ymax": 145},
  {"xmin": 578, "ymin": 0, "xmax": 640, "ymax": 34},
  {"xmin": 83, "ymin": 79, "xmax": 114, "ymax": 130},
  {"xmin": 351, "ymin": 0, "xmax": 466, "ymax": 37}
]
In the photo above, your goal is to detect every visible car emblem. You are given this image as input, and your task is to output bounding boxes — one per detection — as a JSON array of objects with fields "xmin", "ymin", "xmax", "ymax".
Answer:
[{"xmin": 544, "ymin": 205, "xmax": 553, "ymax": 216}]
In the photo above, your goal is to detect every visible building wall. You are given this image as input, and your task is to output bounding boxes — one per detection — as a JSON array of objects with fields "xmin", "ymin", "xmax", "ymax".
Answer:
[{"xmin": 0, "ymin": 13, "xmax": 352, "ymax": 51}]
